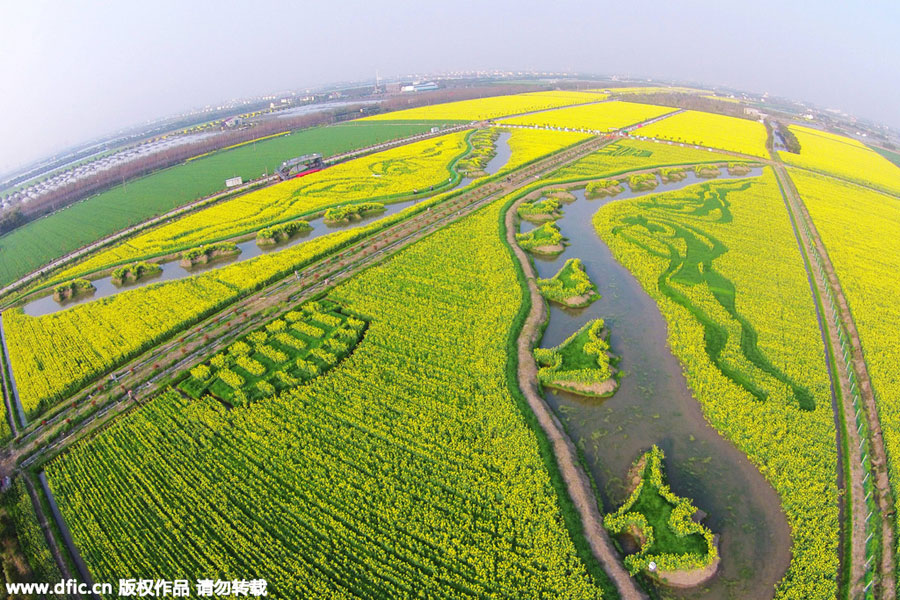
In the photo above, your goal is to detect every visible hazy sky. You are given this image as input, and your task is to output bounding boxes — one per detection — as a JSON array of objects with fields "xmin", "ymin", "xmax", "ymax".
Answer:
[{"xmin": 1, "ymin": 0, "xmax": 899, "ymax": 173}]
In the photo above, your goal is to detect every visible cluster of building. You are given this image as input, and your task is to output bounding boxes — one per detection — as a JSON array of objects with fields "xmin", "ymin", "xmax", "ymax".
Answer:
[{"xmin": 1, "ymin": 132, "xmax": 214, "ymax": 210}]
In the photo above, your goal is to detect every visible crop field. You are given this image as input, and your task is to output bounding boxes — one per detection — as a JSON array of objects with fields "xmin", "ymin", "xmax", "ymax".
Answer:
[
  {"xmin": 789, "ymin": 168, "xmax": 900, "ymax": 529},
  {"xmin": 780, "ymin": 125, "xmax": 900, "ymax": 196},
  {"xmin": 5, "ymin": 85, "xmax": 898, "ymax": 600},
  {"xmin": 44, "ymin": 199, "xmax": 607, "ymax": 599},
  {"xmin": 0, "ymin": 121, "xmax": 436, "ymax": 289},
  {"xmin": 48, "ymin": 131, "xmax": 469, "ymax": 282},
  {"xmin": 501, "ymin": 128, "xmax": 592, "ymax": 172},
  {"xmin": 3, "ymin": 479, "xmax": 62, "ymax": 584},
  {"xmin": 593, "ymin": 170, "xmax": 838, "ymax": 599},
  {"xmin": 178, "ymin": 300, "xmax": 367, "ymax": 405},
  {"xmin": 870, "ymin": 144, "xmax": 900, "ymax": 168},
  {"xmin": 500, "ymin": 100, "xmax": 676, "ymax": 132},
  {"xmin": 4, "ymin": 228, "xmax": 363, "ymax": 418},
  {"xmin": 551, "ymin": 138, "xmax": 744, "ymax": 181},
  {"xmin": 634, "ymin": 110, "xmax": 770, "ymax": 158},
  {"xmin": 362, "ymin": 90, "xmax": 604, "ymax": 122}
]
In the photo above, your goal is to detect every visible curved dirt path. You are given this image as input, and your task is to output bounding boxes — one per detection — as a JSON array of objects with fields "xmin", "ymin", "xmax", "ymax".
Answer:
[
  {"xmin": 777, "ymin": 164, "xmax": 896, "ymax": 600},
  {"xmin": 504, "ymin": 196, "xmax": 648, "ymax": 600}
]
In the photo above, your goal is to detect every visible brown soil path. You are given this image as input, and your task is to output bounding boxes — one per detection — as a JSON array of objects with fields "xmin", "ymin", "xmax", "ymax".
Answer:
[
  {"xmin": 777, "ymin": 164, "xmax": 895, "ymax": 600},
  {"xmin": 505, "ymin": 195, "xmax": 648, "ymax": 600}
]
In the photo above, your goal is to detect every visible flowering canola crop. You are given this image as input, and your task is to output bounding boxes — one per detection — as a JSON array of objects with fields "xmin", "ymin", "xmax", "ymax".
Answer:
[
  {"xmin": 780, "ymin": 125, "xmax": 900, "ymax": 196},
  {"xmin": 51, "ymin": 132, "xmax": 469, "ymax": 282},
  {"xmin": 635, "ymin": 110, "xmax": 769, "ymax": 158},
  {"xmin": 45, "ymin": 200, "xmax": 607, "ymax": 598},
  {"xmin": 790, "ymin": 167, "xmax": 900, "ymax": 531},
  {"xmin": 593, "ymin": 169, "xmax": 838, "ymax": 599}
]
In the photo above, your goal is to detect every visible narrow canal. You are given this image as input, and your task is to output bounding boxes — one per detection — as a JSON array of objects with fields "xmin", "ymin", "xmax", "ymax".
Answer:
[
  {"xmin": 22, "ymin": 131, "xmax": 513, "ymax": 318},
  {"xmin": 520, "ymin": 169, "xmax": 792, "ymax": 599}
]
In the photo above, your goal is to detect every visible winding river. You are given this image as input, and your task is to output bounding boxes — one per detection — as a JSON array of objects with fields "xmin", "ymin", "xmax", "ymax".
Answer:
[{"xmin": 520, "ymin": 169, "xmax": 792, "ymax": 599}]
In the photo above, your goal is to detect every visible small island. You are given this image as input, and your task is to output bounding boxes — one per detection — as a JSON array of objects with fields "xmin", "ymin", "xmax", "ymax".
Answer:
[
  {"xmin": 627, "ymin": 172, "xmax": 659, "ymax": 191},
  {"xmin": 605, "ymin": 445, "xmax": 720, "ymax": 588},
  {"xmin": 180, "ymin": 242, "xmax": 240, "ymax": 268},
  {"xmin": 544, "ymin": 188, "xmax": 577, "ymax": 203},
  {"xmin": 695, "ymin": 164, "xmax": 721, "ymax": 178},
  {"xmin": 111, "ymin": 261, "xmax": 162, "ymax": 286},
  {"xmin": 533, "ymin": 318, "xmax": 618, "ymax": 398},
  {"xmin": 515, "ymin": 221, "xmax": 567, "ymax": 256},
  {"xmin": 455, "ymin": 128, "xmax": 499, "ymax": 179},
  {"xmin": 658, "ymin": 167, "xmax": 688, "ymax": 183},
  {"xmin": 536, "ymin": 258, "xmax": 600, "ymax": 308},
  {"xmin": 517, "ymin": 197, "xmax": 562, "ymax": 223},
  {"xmin": 585, "ymin": 179, "xmax": 624, "ymax": 198},
  {"xmin": 727, "ymin": 162, "xmax": 753, "ymax": 175},
  {"xmin": 323, "ymin": 202, "xmax": 386, "ymax": 225},
  {"xmin": 256, "ymin": 220, "xmax": 311, "ymax": 246},
  {"xmin": 53, "ymin": 278, "xmax": 95, "ymax": 303}
]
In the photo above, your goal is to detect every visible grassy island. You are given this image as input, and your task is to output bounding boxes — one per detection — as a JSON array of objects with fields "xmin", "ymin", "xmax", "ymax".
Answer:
[
  {"xmin": 585, "ymin": 179, "xmax": 624, "ymax": 198},
  {"xmin": 323, "ymin": 202, "xmax": 386, "ymax": 225},
  {"xmin": 110, "ymin": 261, "xmax": 162, "ymax": 285},
  {"xmin": 536, "ymin": 258, "xmax": 599, "ymax": 307},
  {"xmin": 517, "ymin": 197, "xmax": 562, "ymax": 223},
  {"xmin": 605, "ymin": 445, "xmax": 719, "ymax": 586},
  {"xmin": 515, "ymin": 222, "xmax": 566, "ymax": 256},
  {"xmin": 256, "ymin": 220, "xmax": 312, "ymax": 246},
  {"xmin": 533, "ymin": 318, "xmax": 617, "ymax": 397},
  {"xmin": 180, "ymin": 242, "xmax": 240, "ymax": 268},
  {"xmin": 52, "ymin": 278, "xmax": 95, "ymax": 303}
]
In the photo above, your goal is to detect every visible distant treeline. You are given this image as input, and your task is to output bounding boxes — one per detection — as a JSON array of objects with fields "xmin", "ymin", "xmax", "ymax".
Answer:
[{"xmin": 775, "ymin": 122, "xmax": 802, "ymax": 153}]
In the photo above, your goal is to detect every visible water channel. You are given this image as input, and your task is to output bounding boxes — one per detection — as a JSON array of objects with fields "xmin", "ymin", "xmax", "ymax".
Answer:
[
  {"xmin": 519, "ymin": 168, "xmax": 793, "ymax": 599},
  {"xmin": 23, "ymin": 132, "xmax": 513, "ymax": 318}
]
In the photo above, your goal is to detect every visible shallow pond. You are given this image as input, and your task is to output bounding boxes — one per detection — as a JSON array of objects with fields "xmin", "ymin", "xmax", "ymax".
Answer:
[{"xmin": 521, "ymin": 168, "xmax": 792, "ymax": 599}]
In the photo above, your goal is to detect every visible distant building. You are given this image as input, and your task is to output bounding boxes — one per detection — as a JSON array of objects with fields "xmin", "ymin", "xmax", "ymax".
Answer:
[
  {"xmin": 401, "ymin": 81, "xmax": 439, "ymax": 93},
  {"xmin": 225, "ymin": 176, "xmax": 243, "ymax": 188}
]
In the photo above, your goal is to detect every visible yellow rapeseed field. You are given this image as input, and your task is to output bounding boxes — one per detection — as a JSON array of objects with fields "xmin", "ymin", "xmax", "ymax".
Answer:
[
  {"xmin": 636, "ymin": 110, "xmax": 769, "ymax": 158},
  {"xmin": 500, "ymin": 101, "xmax": 675, "ymax": 132},
  {"xmin": 500, "ymin": 127, "xmax": 591, "ymax": 172},
  {"xmin": 51, "ymin": 131, "xmax": 469, "ymax": 281},
  {"xmin": 363, "ymin": 90, "xmax": 603, "ymax": 122},
  {"xmin": 790, "ymin": 167, "xmax": 900, "ymax": 525},
  {"xmin": 552, "ymin": 138, "xmax": 744, "ymax": 180},
  {"xmin": 780, "ymin": 125, "xmax": 900, "ymax": 196}
]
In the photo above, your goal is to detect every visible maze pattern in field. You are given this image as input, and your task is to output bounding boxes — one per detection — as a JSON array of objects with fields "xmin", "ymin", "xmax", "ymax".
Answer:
[
  {"xmin": 551, "ymin": 139, "xmax": 745, "ymax": 181},
  {"xmin": 46, "ymin": 200, "xmax": 605, "ymax": 599},
  {"xmin": 178, "ymin": 300, "xmax": 367, "ymax": 406},
  {"xmin": 593, "ymin": 170, "xmax": 838, "ymax": 600}
]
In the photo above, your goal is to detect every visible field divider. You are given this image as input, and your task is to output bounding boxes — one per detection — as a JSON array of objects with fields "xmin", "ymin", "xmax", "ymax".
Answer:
[{"xmin": 776, "ymin": 164, "xmax": 893, "ymax": 600}]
